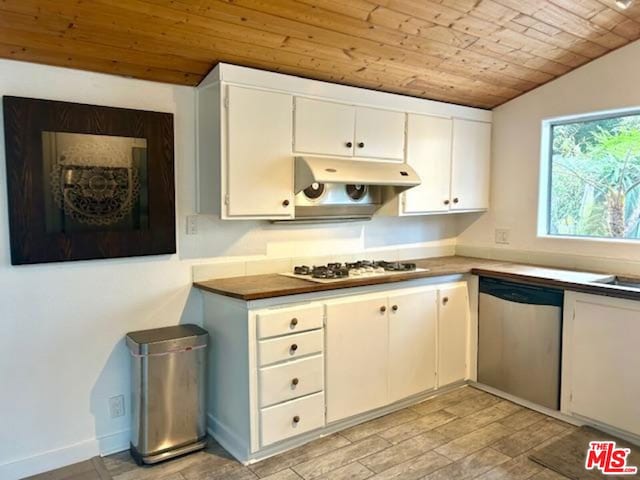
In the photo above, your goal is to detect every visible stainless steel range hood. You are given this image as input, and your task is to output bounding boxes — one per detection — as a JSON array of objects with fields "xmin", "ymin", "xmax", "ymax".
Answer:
[
  {"xmin": 294, "ymin": 156, "xmax": 421, "ymax": 193},
  {"xmin": 271, "ymin": 156, "xmax": 421, "ymax": 223}
]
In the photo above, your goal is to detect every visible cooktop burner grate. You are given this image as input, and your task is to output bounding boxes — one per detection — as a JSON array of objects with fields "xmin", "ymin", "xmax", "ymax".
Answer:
[{"xmin": 281, "ymin": 260, "xmax": 428, "ymax": 283}]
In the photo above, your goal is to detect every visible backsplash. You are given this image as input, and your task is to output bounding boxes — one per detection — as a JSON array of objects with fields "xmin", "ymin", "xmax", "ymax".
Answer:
[
  {"xmin": 192, "ymin": 240, "xmax": 456, "ymax": 281},
  {"xmin": 456, "ymin": 244, "xmax": 640, "ymax": 276}
]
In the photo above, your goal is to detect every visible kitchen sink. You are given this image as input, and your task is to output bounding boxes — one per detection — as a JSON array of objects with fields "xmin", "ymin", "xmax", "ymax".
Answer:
[{"xmin": 595, "ymin": 276, "xmax": 640, "ymax": 289}]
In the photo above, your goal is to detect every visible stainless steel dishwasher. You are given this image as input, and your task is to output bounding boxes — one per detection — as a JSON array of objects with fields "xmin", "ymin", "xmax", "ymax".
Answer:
[{"xmin": 478, "ymin": 277, "xmax": 563, "ymax": 410}]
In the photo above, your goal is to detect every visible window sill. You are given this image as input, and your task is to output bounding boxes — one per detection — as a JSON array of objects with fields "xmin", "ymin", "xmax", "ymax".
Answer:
[{"xmin": 537, "ymin": 234, "xmax": 640, "ymax": 245}]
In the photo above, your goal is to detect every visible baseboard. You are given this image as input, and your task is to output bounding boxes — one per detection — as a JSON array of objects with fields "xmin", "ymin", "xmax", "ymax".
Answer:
[
  {"xmin": 206, "ymin": 414, "xmax": 250, "ymax": 463},
  {"xmin": 96, "ymin": 429, "xmax": 130, "ymax": 456},
  {"xmin": 0, "ymin": 438, "xmax": 98, "ymax": 480},
  {"xmin": 0, "ymin": 430, "xmax": 130, "ymax": 480},
  {"xmin": 208, "ymin": 382, "xmax": 470, "ymax": 466},
  {"xmin": 472, "ymin": 382, "xmax": 640, "ymax": 447}
]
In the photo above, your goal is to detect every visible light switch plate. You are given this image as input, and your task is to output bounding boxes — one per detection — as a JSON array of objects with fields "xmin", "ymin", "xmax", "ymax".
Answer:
[
  {"xmin": 495, "ymin": 228, "xmax": 510, "ymax": 245},
  {"xmin": 186, "ymin": 215, "xmax": 199, "ymax": 235}
]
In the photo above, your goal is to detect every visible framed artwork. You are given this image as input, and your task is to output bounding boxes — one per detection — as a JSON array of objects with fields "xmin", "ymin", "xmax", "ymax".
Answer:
[{"xmin": 3, "ymin": 96, "xmax": 175, "ymax": 265}]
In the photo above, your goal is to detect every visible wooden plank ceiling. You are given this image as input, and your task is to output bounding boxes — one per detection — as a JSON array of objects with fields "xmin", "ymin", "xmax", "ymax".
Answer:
[{"xmin": 1, "ymin": 0, "xmax": 640, "ymax": 108}]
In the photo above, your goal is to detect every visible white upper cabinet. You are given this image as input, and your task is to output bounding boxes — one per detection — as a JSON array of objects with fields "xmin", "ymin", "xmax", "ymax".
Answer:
[
  {"xmin": 294, "ymin": 98, "xmax": 405, "ymax": 161},
  {"xmin": 388, "ymin": 289, "xmax": 437, "ymax": 403},
  {"xmin": 354, "ymin": 107, "xmax": 405, "ymax": 161},
  {"xmin": 450, "ymin": 119, "xmax": 491, "ymax": 211},
  {"xmin": 403, "ymin": 114, "xmax": 453, "ymax": 214},
  {"xmin": 438, "ymin": 284, "xmax": 469, "ymax": 387},
  {"xmin": 294, "ymin": 97, "xmax": 356, "ymax": 157},
  {"xmin": 197, "ymin": 65, "xmax": 491, "ymax": 220},
  {"xmin": 225, "ymin": 85, "xmax": 294, "ymax": 218},
  {"xmin": 325, "ymin": 295, "xmax": 389, "ymax": 423}
]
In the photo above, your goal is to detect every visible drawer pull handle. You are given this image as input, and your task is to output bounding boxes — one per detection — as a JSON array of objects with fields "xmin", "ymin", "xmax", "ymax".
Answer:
[
  {"xmin": 380, "ymin": 306, "xmax": 387, "ymax": 313},
  {"xmin": 346, "ymin": 141, "xmax": 353, "ymax": 148},
  {"xmin": 293, "ymin": 415, "xmax": 300, "ymax": 424},
  {"xmin": 442, "ymin": 297, "xmax": 449, "ymax": 305},
  {"xmin": 357, "ymin": 142, "xmax": 365, "ymax": 148},
  {"xmin": 392, "ymin": 305, "xmax": 398, "ymax": 312},
  {"xmin": 290, "ymin": 318, "xmax": 298, "ymax": 328},
  {"xmin": 453, "ymin": 197, "xmax": 459, "ymax": 204},
  {"xmin": 290, "ymin": 343, "xmax": 298, "ymax": 353},
  {"xmin": 444, "ymin": 199, "xmax": 450, "ymax": 205},
  {"xmin": 291, "ymin": 377, "xmax": 299, "ymax": 386}
]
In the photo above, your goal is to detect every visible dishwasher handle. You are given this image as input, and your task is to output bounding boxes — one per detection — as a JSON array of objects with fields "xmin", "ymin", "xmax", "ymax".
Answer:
[{"xmin": 479, "ymin": 276, "xmax": 563, "ymax": 307}]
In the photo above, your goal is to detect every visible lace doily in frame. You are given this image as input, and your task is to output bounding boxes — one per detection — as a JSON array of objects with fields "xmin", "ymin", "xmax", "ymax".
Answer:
[{"xmin": 50, "ymin": 138, "xmax": 143, "ymax": 226}]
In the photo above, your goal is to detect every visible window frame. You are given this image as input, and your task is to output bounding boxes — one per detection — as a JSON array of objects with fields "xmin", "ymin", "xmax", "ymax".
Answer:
[{"xmin": 538, "ymin": 107, "xmax": 640, "ymax": 243}]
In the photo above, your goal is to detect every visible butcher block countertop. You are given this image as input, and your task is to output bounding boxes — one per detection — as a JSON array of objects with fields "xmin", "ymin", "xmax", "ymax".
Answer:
[{"xmin": 192, "ymin": 255, "xmax": 640, "ymax": 301}]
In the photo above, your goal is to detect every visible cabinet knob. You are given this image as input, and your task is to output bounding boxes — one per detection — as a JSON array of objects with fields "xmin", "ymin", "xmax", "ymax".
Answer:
[
  {"xmin": 392, "ymin": 304, "xmax": 398, "ymax": 312},
  {"xmin": 346, "ymin": 141, "xmax": 353, "ymax": 148},
  {"xmin": 453, "ymin": 197, "xmax": 459, "ymax": 204},
  {"xmin": 282, "ymin": 199, "xmax": 290, "ymax": 207},
  {"xmin": 290, "ymin": 343, "xmax": 298, "ymax": 353},
  {"xmin": 380, "ymin": 306, "xmax": 387, "ymax": 313},
  {"xmin": 357, "ymin": 142, "xmax": 365, "ymax": 148},
  {"xmin": 291, "ymin": 377, "xmax": 299, "ymax": 386},
  {"xmin": 290, "ymin": 318, "xmax": 298, "ymax": 328},
  {"xmin": 442, "ymin": 297, "xmax": 449, "ymax": 305},
  {"xmin": 293, "ymin": 415, "xmax": 300, "ymax": 424},
  {"xmin": 444, "ymin": 199, "xmax": 450, "ymax": 205}
]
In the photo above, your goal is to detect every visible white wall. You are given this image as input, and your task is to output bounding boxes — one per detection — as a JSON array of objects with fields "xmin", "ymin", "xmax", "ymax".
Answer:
[
  {"xmin": 458, "ymin": 40, "xmax": 640, "ymax": 273},
  {"xmin": 0, "ymin": 59, "xmax": 460, "ymax": 478}
]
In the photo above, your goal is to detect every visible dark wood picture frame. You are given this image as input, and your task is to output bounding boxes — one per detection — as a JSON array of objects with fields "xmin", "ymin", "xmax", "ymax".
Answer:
[{"xmin": 3, "ymin": 96, "xmax": 175, "ymax": 265}]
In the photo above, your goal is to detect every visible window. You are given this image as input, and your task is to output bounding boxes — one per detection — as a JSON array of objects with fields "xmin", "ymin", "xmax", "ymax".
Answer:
[{"xmin": 544, "ymin": 111, "xmax": 640, "ymax": 240}]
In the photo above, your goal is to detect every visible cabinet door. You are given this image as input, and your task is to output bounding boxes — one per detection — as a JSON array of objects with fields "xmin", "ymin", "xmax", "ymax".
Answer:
[
  {"xmin": 325, "ymin": 295, "xmax": 389, "ymax": 423},
  {"xmin": 403, "ymin": 114, "xmax": 452, "ymax": 214},
  {"xmin": 388, "ymin": 289, "xmax": 437, "ymax": 403},
  {"xmin": 226, "ymin": 86, "xmax": 293, "ymax": 217},
  {"xmin": 566, "ymin": 295, "xmax": 640, "ymax": 436},
  {"xmin": 438, "ymin": 284, "xmax": 469, "ymax": 387},
  {"xmin": 450, "ymin": 119, "xmax": 491, "ymax": 211},
  {"xmin": 354, "ymin": 107, "xmax": 405, "ymax": 161},
  {"xmin": 294, "ymin": 97, "xmax": 355, "ymax": 157}
]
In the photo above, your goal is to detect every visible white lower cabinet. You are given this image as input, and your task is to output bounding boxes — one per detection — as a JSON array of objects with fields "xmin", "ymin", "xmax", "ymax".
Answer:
[
  {"xmin": 438, "ymin": 284, "xmax": 469, "ymax": 387},
  {"xmin": 563, "ymin": 293, "xmax": 640, "ymax": 437},
  {"xmin": 203, "ymin": 279, "xmax": 470, "ymax": 463},
  {"xmin": 325, "ymin": 284, "xmax": 467, "ymax": 423},
  {"xmin": 260, "ymin": 392, "xmax": 325, "ymax": 447},
  {"xmin": 325, "ymin": 294, "xmax": 390, "ymax": 423},
  {"xmin": 388, "ymin": 289, "xmax": 438, "ymax": 402},
  {"xmin": 258, "ymin": 330, "xmax": 323, "ymax": 367},
  {"xmin": 259, "ymin": 355, "xmax": 324, "ymax": 407}
]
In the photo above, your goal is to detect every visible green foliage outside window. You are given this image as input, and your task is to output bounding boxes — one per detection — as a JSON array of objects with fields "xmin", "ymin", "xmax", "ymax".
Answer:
[{"xmin": 549, "ymin": 113, "xmax": 640, "ymax": 239}]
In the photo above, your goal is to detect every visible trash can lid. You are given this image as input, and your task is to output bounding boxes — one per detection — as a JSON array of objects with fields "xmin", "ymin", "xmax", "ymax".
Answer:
[{"xmin": 126, "ymin": 324, "xmax": 208, "ymax": 356}]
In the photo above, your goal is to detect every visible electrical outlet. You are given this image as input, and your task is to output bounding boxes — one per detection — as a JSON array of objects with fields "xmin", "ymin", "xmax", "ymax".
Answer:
[
  {"xmin": 186, "ymin": 215, "xmax": 199, "ymax": 235},
  {"xmin": 495, "ymin": 228, "xmax": 510, "ymax": 245},
  {"xmin": 109, "ymin": 395, "xmax": 125, "ymax": 418}
]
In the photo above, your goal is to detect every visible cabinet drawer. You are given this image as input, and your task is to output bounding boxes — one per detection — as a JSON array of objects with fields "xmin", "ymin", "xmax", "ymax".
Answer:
[
  {"xmin": 257, "ymin": 304, "xmax": 324, "ymax": 339},
  {"xmin": 259, "ymin": 355, "xmax": 324, "ymax": 407},
  {"xmin": 261, "ymin": 392, "xmax": 325, "ymax": 447},
  {"xmin": 259, "ymin": 330, "xmax": 324, "ymax": 367}
]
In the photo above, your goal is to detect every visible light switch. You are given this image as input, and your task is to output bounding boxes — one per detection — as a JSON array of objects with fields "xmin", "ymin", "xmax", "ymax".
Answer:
[{"xmin": 495, "ymin": 228, "xmax": 510, "ymax": 245}]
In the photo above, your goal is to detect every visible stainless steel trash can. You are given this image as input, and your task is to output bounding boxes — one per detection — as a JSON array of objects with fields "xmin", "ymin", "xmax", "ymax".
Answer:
[{"xmin": 126, "ymin": 324, "xmax": 208, "ymax": 465}]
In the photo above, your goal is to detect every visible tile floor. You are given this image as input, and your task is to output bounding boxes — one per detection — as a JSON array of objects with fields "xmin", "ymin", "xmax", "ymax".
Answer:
[{"xmin": 97, "ymin": 386, "xmax": 576, "ymax": 480}]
